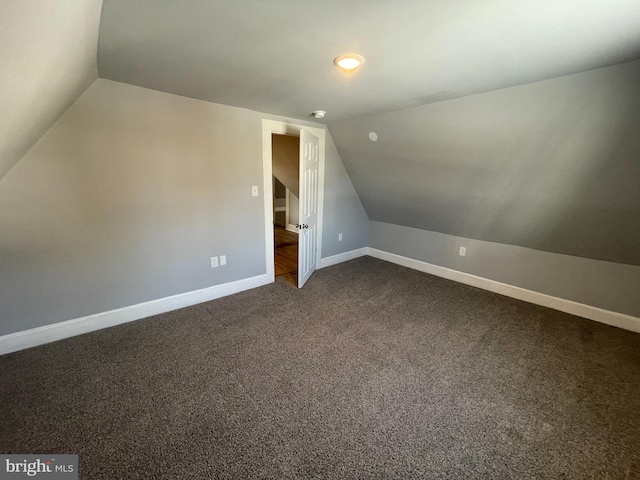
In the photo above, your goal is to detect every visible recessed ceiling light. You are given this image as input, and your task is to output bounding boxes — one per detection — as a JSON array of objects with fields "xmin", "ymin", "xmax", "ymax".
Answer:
[{"xmin": 334, "ymin": 54, "xmax": 365, "ymax": 71}]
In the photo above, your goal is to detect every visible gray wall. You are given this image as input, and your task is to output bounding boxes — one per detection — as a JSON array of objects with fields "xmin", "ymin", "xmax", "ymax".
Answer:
[
  {"xmin": 370, "ymin": 222, "xmax": 640, "ymax": 317},
  {"xmin": 272, "ymin": 134, "xmax": 299, "ymax": 197},
  {"xmin": 330, "ymin": 60, "xmax": 640, "ymax": 266},
  {"xmin": 321, "ymin": 133, "xmax": 370, "ymax": 257},
  {"xmin": 0, "ymin": 79, "xmax": 368, "ymax": 336},
  {"xmin": 0, "ymin": 0, "xmax": 102, "ymax": 180}
]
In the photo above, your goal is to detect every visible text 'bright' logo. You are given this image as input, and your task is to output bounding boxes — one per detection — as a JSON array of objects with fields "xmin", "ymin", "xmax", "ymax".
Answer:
[
  {"xmin": 1, "ymin": 455, "xmax": 77, "ymax": 478},
  {"xmin": 5, "ymin": 459, "xmax": 52, "ymax": 476}
]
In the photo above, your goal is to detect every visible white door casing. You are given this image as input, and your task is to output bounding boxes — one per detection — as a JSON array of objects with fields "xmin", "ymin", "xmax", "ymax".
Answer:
[
  {"xmin": 261, "ymin": 120, "xmax": 326, "ymax": 285},
  {"xmin": 297, "ymin": 129, "xmax": 320, "ymax": 288}
]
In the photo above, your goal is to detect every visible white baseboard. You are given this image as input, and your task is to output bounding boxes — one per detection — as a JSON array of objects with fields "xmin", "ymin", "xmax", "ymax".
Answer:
[
  {"xmin": 318, "ymin": 247, "xmax": 368, "ymax": 269},
  {"xmin": 4, "ymin": 249, "xmax": 637, "ymax": 355},
  {"xmin": 0, "ymin": 274, "xmax": 272, "ymax": 355},
  {"xmin": 366, "ymin": 248, "xmax": 640, "ymax": 334},
  {"xmin": 286, "ymin": 224, "xmax": 298, "ymax": 234}
]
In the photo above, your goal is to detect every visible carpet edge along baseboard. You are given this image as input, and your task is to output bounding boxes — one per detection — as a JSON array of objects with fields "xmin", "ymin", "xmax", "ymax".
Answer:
[{"xmin": 1, "ymin": 250, "xmax": 638, "ymax": 355}]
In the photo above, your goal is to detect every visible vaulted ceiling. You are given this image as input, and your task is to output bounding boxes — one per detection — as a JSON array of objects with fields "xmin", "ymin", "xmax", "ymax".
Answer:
[
  {"xmin": 96, "ymin": 0, "xmax": 640, "ymax": 265},
  {"xmin": 98, "ymin": 0, "xmax": 640, "ymax": 122},
  {"xmin": 3, "ymin": 0, "xmax": 640, "ymax": 264},
  {"xmin": 330, "ymin": 60, "xmax": 640, "ymax": 265}
]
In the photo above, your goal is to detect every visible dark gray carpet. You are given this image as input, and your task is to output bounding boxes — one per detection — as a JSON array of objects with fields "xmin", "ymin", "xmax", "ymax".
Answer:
[{"xmin": 1, "ymin": 257, "xmax": 639, "ymax": 479}]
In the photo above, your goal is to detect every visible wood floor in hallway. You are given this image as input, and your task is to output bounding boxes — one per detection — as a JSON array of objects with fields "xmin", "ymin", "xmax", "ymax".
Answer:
[{"xmin": 275, "ymin": 225, "xmax": 297, "ymax": 286}]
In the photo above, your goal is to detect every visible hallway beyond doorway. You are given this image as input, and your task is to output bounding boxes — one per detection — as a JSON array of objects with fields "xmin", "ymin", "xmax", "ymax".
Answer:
[{"xmin": 275, "ymin": 225, "xmax": 297, "ymax": 286}]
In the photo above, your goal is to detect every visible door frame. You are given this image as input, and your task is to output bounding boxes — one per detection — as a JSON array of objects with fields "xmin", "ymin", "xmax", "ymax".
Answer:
[{"xmin": 262, "ymin": 119, "xmax": 326, "ymax": 283}]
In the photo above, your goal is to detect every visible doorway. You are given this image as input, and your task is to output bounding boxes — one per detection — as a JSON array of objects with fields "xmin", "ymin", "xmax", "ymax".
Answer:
[
  {"xmin": 274, "ymin": 220, "xmax": 299, "ymax": 286},
  {"xmin": 261, "ymin": 120, "xmax": 326, "ymax": 288},
  {"xmin": 272, "ymin": 134, "xmax": 300, "ymax": 286}
]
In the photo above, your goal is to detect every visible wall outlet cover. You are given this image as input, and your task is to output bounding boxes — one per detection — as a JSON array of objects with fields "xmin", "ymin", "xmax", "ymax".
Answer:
[
  {"xmin": 211, "ymin": 256, "xmax": 219, "ymax": 268},
  {"xmin": 459, "ymin": 247, "xmax": 466, "ymax": 257}
]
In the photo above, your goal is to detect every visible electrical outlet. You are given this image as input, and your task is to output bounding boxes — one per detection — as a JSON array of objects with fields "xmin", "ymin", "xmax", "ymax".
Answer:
[
  {"xmin": 338, "ymin": 233, "xmax": 343, "ymax": 241},
  {"xmin": 252, "ymin": 186, "xmax": 259, "ymax": 196},
  {"xmin": 211, "ymin": 256, "xmax": 219, "ymax": 268},
  {"xmin": 459, "ymin": 247, "xmax": 466, "ymax": 257},
  {"xmin": 220, "ymin": 255, "xmax": 227, "ymax": 266}
]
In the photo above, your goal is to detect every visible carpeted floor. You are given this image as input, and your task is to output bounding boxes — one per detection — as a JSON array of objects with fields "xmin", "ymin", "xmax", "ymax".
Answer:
[{"xmin": 1, "ymin": 257, "xmax": 639, "ymax": 479}]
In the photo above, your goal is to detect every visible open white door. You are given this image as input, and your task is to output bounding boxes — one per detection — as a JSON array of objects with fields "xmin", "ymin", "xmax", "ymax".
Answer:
[{"xmin": 297, "ymin": 129, "xmax": 320, "ymax": 288}]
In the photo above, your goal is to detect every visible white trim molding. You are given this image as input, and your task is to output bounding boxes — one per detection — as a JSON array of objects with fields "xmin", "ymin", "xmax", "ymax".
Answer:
[
  {"xmin": 366, "ymin": 248, "xmax": 640, "ymax": 334},
  {"xmin": 285, "ymin": 188, "xmax": 290, "ymax": 227},
  {"xmin": 262, "ymin": 119, "xmax": 326, "ymax": 284},
  {"xmin": 0, "ymin": 274, "xmax": 271, "ymax": 355},
  {"xmin": 318, "ymin": 248, "xmax": 368, "ymax": 269},
  {"xmin": 5, "ymin": 248, "xmax": 636, "ymax": 355}
]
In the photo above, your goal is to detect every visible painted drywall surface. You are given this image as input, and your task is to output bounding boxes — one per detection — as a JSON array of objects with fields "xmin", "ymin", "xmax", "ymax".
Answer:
[
  {"xmin": 272, "ymin": 135, "xmax": 299, "ymax": 197},
  {"xmin": 330, "ymin": 60, "xmax": 640, "ymax": 266},
  {"xmin": 98, "ymin": 0, "xmax": 640, "ymax": 122},
  {"xmin": 370, "ymin": 222, "xmax": 640, "ymax": 318},
  {"xmin": 320, "ymin": 133, "xmax": 370, "ymax": 257},
  {"xmin": 0, "ymin": 79, "xmax": 367, "ymax": 336},
  {"xmin": 0, "ymin": 80, "xmax": 264, "ymax": 335},
  {"xmin": 0, "ymin": 0, "xmax": 102, "ymax": 180}
]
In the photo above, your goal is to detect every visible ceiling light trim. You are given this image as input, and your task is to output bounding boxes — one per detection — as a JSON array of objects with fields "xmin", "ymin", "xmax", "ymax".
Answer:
[{"xmin": 334, "ymin": 54, "xmax": 365, "ymax": 71}]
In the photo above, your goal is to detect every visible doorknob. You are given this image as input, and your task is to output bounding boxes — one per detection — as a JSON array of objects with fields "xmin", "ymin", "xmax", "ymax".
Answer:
[{"xmin": 296, "ymin": 224, "xmax": 309, "ymax": 229}]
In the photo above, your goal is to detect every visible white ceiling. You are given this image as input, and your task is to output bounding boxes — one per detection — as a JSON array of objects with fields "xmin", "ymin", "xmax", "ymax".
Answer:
[{"xmin": 98, "ymin": 0, "xmax": 640, "ymax": 123}]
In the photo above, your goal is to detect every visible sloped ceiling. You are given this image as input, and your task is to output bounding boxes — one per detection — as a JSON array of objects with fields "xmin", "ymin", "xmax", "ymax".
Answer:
[
  {"xmin": 0, "ymin": 0, "xmax": 103, "ymax": 181},
  {"xmin": 98, "ymin": 0, "xmax": 640, "ymax": 123},
  {"xmin": 6, "ymin": 1, "xmax": 640, "ymax": 265},
  {"xmin": 331, "ymin": 60, "xmax": 640, "ymax": 266},
  {"xmin": 96, "ymin": 1, "xmax": 640, "ymax": 265}
]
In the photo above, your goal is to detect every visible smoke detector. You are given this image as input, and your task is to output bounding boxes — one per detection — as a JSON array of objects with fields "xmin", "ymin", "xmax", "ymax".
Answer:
[{"xmin": 313, "ymin": 110, "xmax": 326, "ymax": 119}]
